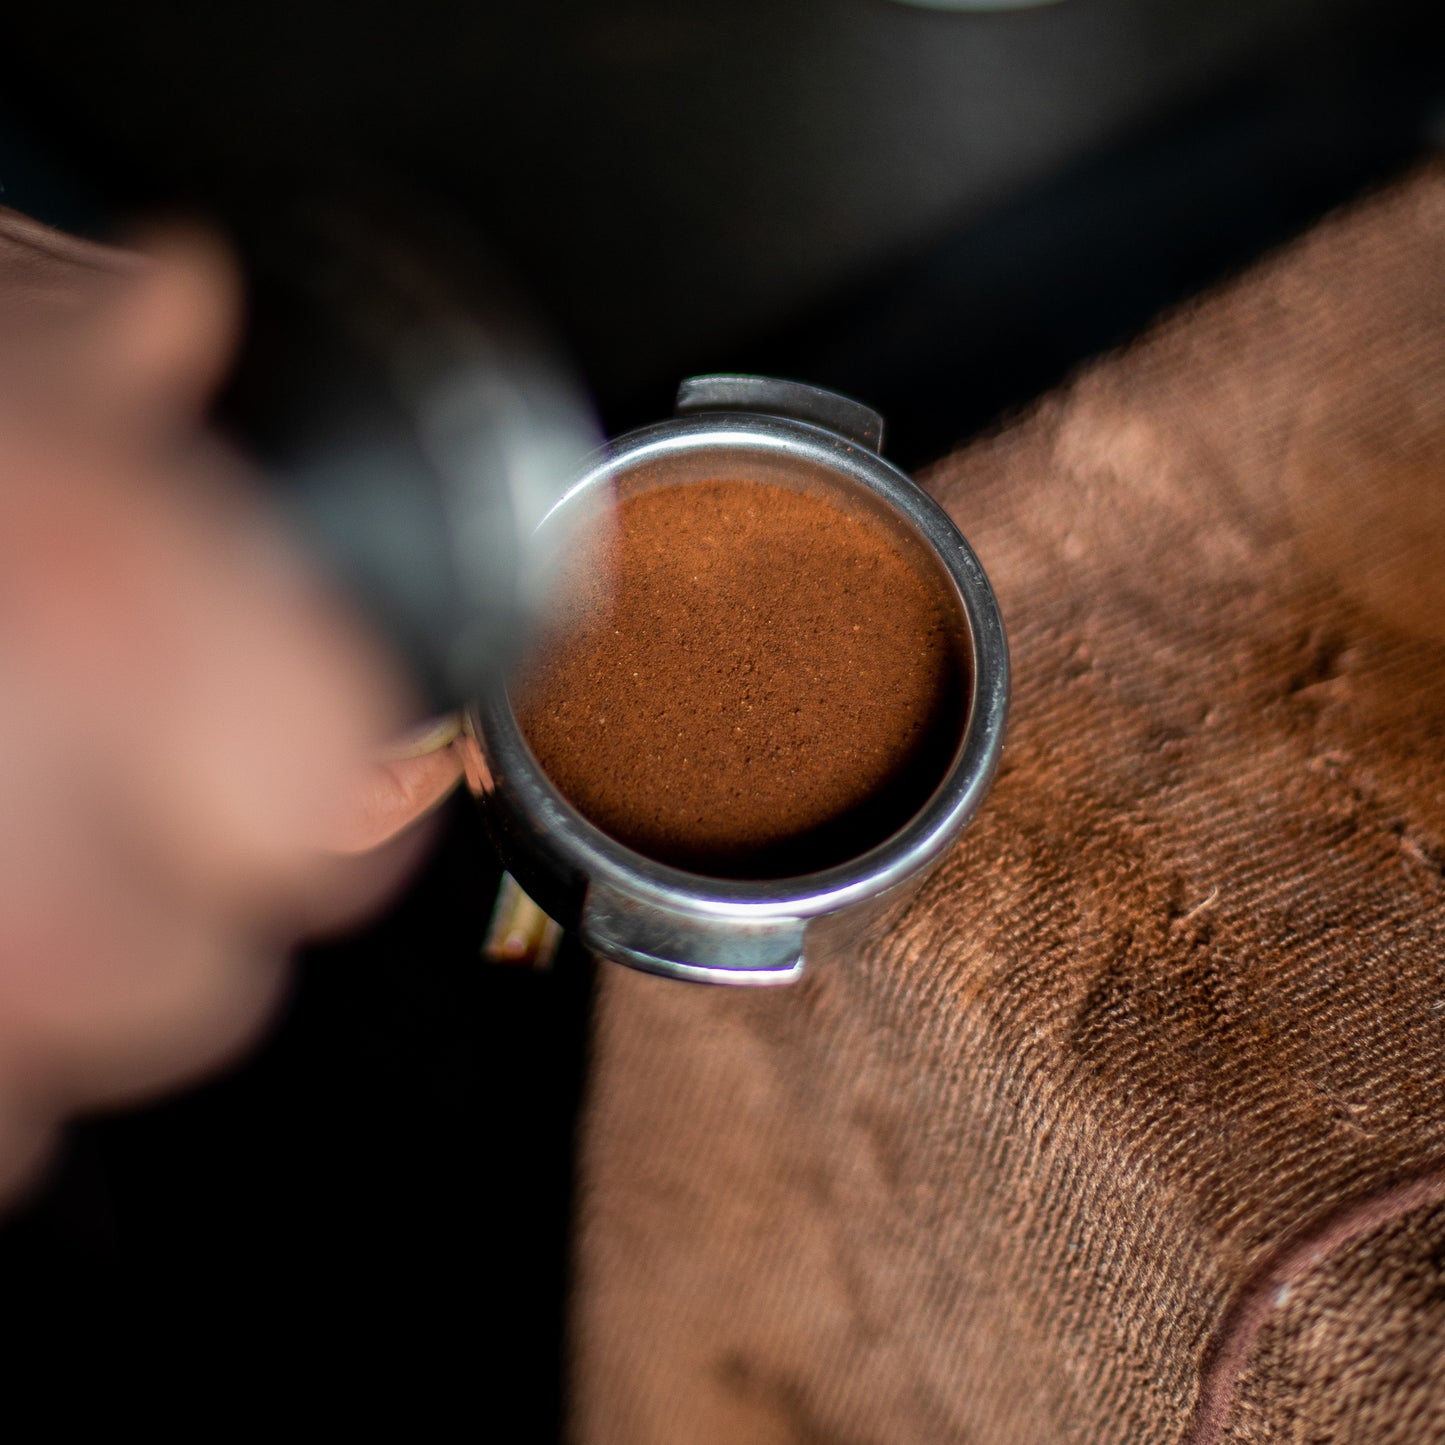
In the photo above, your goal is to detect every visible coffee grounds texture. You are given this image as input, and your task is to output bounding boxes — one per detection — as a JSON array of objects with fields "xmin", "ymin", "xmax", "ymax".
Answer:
[{"xmin": 514, "ymin": 479, "xmax": 968, "ymax": 878}]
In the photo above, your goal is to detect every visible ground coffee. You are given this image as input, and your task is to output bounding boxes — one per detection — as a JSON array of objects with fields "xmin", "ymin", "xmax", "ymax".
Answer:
[{"xmin": 514, "ymin": 478, "xmax": 967, "ymax": 878}]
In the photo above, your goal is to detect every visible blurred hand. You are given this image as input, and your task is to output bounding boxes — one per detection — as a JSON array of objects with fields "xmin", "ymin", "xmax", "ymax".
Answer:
[{"xmin": 0, "ymin": 207, "xmax": 464, "ymax": 1202}]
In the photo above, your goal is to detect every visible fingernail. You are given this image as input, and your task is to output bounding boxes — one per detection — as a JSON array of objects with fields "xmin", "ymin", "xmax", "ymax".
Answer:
[{"xmin": 380, "ymin": 712, "xmax": 462, "ymax": 760}]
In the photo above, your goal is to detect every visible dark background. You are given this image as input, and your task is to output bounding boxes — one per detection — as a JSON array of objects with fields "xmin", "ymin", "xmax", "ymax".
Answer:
[{"xmin": 0, "ymin": 1, "xmax": 1440, "ymax": 1435}]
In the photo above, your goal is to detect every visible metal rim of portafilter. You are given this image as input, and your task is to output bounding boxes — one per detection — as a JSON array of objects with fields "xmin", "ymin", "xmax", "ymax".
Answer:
[{"xmin": 462, "ymin": 375, "xmax": 1009, "ymax": 987}]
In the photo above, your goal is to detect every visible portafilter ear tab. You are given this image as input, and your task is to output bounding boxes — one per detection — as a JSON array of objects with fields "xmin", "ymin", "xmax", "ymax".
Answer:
[
  {"xmin": 674, "ymin": 374, "xmax": 884, "ymax": 453},
  {"xmin": 217, "ymin": 192, "xmax": 598, "ymax": 710}
]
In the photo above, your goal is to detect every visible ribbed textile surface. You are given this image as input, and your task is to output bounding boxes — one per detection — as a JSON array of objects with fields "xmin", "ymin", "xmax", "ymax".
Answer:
[
  {"xmin": 1223, "ymin": 1196, "xmax": 1445, "ymax": 1443},
  {"xmin": 568, "ymin": 167, "xmax": 1445, "ymax": 1444}
]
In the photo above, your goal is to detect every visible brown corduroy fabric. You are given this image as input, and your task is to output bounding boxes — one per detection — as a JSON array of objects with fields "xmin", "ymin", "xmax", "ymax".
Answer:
[{"xmin": 568, "ymin": 167, "xmax": 1445, "ymax": 1444}]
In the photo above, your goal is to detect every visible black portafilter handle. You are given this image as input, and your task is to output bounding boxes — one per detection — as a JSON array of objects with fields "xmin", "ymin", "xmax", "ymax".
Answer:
[{"xmin": 215, "ymin": 194, "xmax": 597, "ymax": 712}]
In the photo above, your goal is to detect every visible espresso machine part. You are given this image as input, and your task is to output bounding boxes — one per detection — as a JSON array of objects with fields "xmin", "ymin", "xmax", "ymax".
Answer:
[{"xmin": 462, "ymin": 375, "xmax": 1010, "ymax": 986}]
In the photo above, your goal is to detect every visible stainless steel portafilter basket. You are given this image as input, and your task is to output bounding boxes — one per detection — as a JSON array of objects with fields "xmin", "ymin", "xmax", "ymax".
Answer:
[{"xmin": 460, "ymin": 375, "xmax": 1008, "ymax": 985}]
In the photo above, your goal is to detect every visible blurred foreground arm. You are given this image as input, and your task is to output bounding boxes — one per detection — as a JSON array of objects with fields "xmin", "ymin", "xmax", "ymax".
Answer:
[{"xmin": 0, "ymin": 208, "xmax": 463, "ymax": 1201}]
